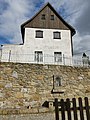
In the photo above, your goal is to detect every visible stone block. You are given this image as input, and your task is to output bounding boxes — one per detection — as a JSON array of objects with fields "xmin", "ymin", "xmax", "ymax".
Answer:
[
  {"xmin": 15, "ymin": 92, "xmax": 24, "ymax": 99},
  {"xmin": 0, "ymin": 102, "xmax": 4, "ymax": 108},
  {"xmin": 32, "ymin": 94, "xmax": 40, "ymax": 101},
  {"xmin": 30, "ymin": 108, "xmax": 38, "ymax": 113},
  {"xmin": 21, "ymin": 88, "xmax": 28, "ymax": 93},
  {"xmin": 12, "ymin": 71, "xmax": 18, "ymax": 78},
  {"xmin": 24, "ymin": 93, "xmax": 31, "ymax": 98},
  {"xmin": 37, "ymin": 75, "xmax": 44, "ymax": 80},
  {"xmin": 5, "ymin": 83, "xmax": 12, "ymax": 88},
  {"xmin": 85, "ymin": 88, "xmax": 90, "ymax": 93},
  {"xmin": 0, "ymin": 83, "xmax": 4, "ymax": 88},
  {"xmin": 2, "ymin": 110, "xmax": 8, "ymax": 115},
  {"xmin": 78, "ymin": 76, "xmax": 83, "ymax": 80},
  {"xmin": 0, "ymin": 93, "xmax": 4, "ymax": 98},
  {"xmin": 5, "ymin": 68, "xmax": 12, "ymax": 74},
  {"xmin": 38, "ymin": 107, "xmax": 49, "ymax": 113},
  {"xmin": 88, "ymin": 72, "xmax": 90, "ymax": 76},
  {"xmin": 0, "ymin": 76, "xmax": 3, "ymax": 80},
  {"xmin": 30, "ymin": 101, "xmax": 38, "ymax": 107},
  {"xmin": 78, "ymin": 84, "xmax": 84, "ymax": 90}
]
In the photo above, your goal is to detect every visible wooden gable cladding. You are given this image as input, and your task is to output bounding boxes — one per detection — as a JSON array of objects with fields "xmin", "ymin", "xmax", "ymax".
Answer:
[
  {"xmin": 21, "ymin": 3, "xmax": 75, "ymax": 43},
  {"xmin": 24, "ymin": 5, "xmax": 69, "ymax": 30}
]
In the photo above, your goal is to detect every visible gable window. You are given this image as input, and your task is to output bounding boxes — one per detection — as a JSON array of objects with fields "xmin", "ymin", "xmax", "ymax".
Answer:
[
  {"xmin": 34, "ymin": 51, "xmax": 43, "ymax": 62},
  {"xmin": 53, "ymin": 32, "xmax": 61, "ymax": 39},
  {"xmin": 36, "ymin": 30, "xmax": 43, "ymax": 38},
  {"xmin": 41, "ymin": 14, "xmax": 45, "ymax": 20},
  {"xmin": 51, "ymin": 15, "xmax": 54, "ymax": 20},
  {"xmin": 54, "ymin": 52, "xmax": 62, "ymax": 62}
]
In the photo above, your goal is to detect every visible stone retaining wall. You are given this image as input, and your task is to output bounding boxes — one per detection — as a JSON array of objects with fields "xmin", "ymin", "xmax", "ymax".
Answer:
[
  {"xmin": 0, "ymin": 62, "xmax": 90, "ymax": 115},
  {"xmin": 0, "ymin": 112, "xmax": 55, "ymax": 120}
]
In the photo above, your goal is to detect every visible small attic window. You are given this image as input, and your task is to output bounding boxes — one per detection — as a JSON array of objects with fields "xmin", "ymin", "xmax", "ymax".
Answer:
[
  {"xmin": 41, "ymin": 14, "xmax": 45, "ymax": 20},
  {"xmin": 51, "ymin": 15, "xmax": 54, "ymax": 20}
]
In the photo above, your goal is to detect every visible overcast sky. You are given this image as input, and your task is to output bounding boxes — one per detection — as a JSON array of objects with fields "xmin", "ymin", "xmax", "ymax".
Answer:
[{"xmin": 0, "ymin": 0, "xmax": 90, "ymax": 57}]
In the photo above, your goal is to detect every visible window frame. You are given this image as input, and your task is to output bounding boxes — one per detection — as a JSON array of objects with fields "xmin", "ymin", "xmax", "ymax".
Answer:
[
  {"xmin": 51, "ymin": 15, "xmax": 54, "ymax": 20},
  {"xmin": 34, "ymin": 51, "xmax": 43, "ymax": 62},
  {"xmin": 55, "ymin": 76, "xmax": 62, "ymax": 87},
  {"xmin": 53, "ymin": 31, "xmax": 61, "ymax": 39},
  {"xmin": 35, "ymin": 30, "xmax": 43, "ymax": 38},
  {"xmin": 41, "ymin": 14, "xmax": 46, "ymax": 20},
  {"xmin": 54, "ymin": 52, "xmax": 62, "ymax": 62}
]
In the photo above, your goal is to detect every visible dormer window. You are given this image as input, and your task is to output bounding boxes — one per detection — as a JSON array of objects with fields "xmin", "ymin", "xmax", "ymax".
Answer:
[
  {"xmin": 36, "ymin": 30, "xmax": 43, "ymax": 38},
  {"xmin": 53, "ymin": 32, "xmax": 61, "ymax": 39},
  {"xmin": 41, "ymin": 14, "xmax": 45, "ymax": 20},
  {"xmin": 51, "ymin": 15, "xmax": 54, "ymax": 20}
]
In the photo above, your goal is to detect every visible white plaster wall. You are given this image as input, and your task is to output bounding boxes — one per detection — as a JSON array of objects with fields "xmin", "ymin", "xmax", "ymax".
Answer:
[{"xmin": 1, "ymin": 28, "xmax": 72, "ymax": 65}]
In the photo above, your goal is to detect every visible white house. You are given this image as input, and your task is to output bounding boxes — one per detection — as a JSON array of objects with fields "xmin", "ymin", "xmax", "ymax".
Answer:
[{"xmin": 1, "ymin": 3, "xmax": 76, "ymax": 65}]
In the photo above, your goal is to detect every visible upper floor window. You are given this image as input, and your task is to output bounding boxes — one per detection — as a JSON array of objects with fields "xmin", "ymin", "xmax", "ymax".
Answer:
[
  {"xmin": 51, "ymin": 15, "xmax": 54, "ymax": 20},
  {"xmin": 41, "ymin": 14, "xmax": 45, "ymax": 20},
  {"xmin": 54, "ymin": 52, "xmax": 62, "ymax": 62},
  {"xmin": 36, "ymin": 30, "xmax": 43, "ymax": 38},
  {"xmin": 53, "ymin": 32, "xmax": 61, "ymax": 39},
  {"xmin": 34, "ymin": 51, "xmax": 43, "ymax": 62}
]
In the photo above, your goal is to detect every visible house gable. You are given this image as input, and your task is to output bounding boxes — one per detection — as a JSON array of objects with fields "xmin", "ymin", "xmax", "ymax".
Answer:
[
  {"xmin": 21, "ymin": 3, "xmax": 76, "ymax": 43},
  {"xmin": 24, "ymin": 5, "xmax": 69, "ymax": 30}
]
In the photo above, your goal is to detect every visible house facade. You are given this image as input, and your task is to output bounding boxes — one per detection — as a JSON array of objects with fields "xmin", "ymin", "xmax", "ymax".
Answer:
[{"xmin": 1, "ymin": 3, "xmax": 75, "ymax": 65}]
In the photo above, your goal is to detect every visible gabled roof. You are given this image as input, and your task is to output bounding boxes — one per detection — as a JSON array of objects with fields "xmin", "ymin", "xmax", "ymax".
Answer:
[{"xmin": 21, "ymin": 2, "xmax": 76, "ymax": 43}]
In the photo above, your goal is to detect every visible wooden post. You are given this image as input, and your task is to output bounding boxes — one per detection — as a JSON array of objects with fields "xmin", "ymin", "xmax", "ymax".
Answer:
[
  {"xmin": 61, "ymin": 99, "xmax": 65, "ymax": 120},
  {"xmin": 66, "ymin": 98, "xmax": 71, "ymax": 120},
  {"xmin": 55, "ymin": 98, "xmax": 59, "ymax": 120},
  {"xmin": 72, "ymin": 98, "xmax": 78, "ymax": 120},
  {"xmin": 53, "ymin": 75, "xmax": 54, "ymax": 89},
  {"xmin": 84, "ymin": 97, "xmax": 90, "ymax": 120},
  {"xmin": 78, "ymin": 97, "xmax": 84, "ymax": 120},
  {"xmin": 8, "ymin": 50, "xmax": 11, "ymax": 62}
]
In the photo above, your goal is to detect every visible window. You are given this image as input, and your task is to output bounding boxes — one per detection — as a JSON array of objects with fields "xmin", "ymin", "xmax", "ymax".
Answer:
[
  {"xmin": 55, "ymin": 76, "xmax": 61, "ymax": 86},
  {"xmin": 51, "ymin": 15, "xmax": 54, "ymax": 20},
  {"xmin": 36, "ymin": 30, "xmax": 43, "ymax": 38},
  {"xmin": 54, "ymin": 52, "xmax": 62, "ymax": 62},
  {"xmin": 41, "ymin": 14, "xmax": 45, "ymax": 20},
  {"xmin": 34, "ymin": 51, "xmax": 43, "ymax": 62},
  {"xmin": 53, "ymin": 32, "xmax": 61, "ymax": 39}
]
